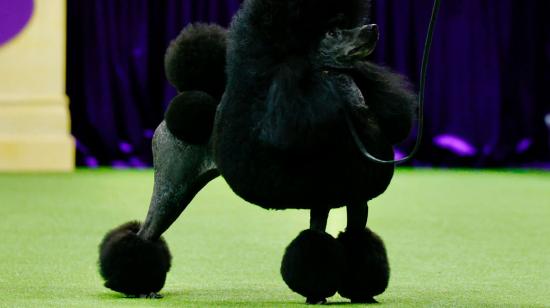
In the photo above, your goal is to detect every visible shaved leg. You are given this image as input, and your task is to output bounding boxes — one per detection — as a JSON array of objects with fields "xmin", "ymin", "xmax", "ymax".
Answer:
[
  {"xmin": 310, "ymin": 207, "xmax": 330, "ymax": 232},
  {"xmin": 299, "ymin": 207, "xmax": 333, "ymax": 305},
  {"xmin": 281, "ymin": 206, "xmax": 342, "ymax": 305},
  {"xmin": 346, "ymin": 202, "xmax": 368, "ymax": 231},
  {"xmin": 339, "ymin": 201, "xmax": 388, "ymax": 303},
  {"xmin": 138, "ymin": 122, "xmax": 219, "ymax": 241},
  {"xmin": 131, "ymin": 121, "xmax": 217, "ymax": 299}
]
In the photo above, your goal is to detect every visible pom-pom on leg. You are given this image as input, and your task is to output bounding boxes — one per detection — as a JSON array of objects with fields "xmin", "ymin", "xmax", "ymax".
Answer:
[
  {"xmin": 98, "ymin": 221, "xmax": 172, "ymax": 297},
  {"xmin": 337, "ymin": 228, "xmax": 390, "ymax": 303},
  {"xmin": 281, "ymin": 230, "xmax": 344, "ymax": 304}
]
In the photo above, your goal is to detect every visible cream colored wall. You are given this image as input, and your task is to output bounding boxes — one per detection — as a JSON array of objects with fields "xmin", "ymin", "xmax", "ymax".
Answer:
[{"xmin": 0, "ymin": 0, "xmax": 74, "ymax": 171}]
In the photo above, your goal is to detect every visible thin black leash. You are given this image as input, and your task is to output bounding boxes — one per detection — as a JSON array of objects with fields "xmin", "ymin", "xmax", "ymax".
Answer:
[{"xmin": 345, "ymin": 0, "xmax": 442, "ymax": 164}]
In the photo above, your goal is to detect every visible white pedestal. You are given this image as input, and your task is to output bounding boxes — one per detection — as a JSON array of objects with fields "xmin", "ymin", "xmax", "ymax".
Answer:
[{"xmin": 0, "ymin": 0, "xmax": 74, "ymax": 171}]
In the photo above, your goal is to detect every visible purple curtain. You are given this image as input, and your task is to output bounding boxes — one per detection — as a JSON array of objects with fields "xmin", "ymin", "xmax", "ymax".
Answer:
[
  {"xmin": 66, "ymin": 0, "xmax": 550, "ymax": 168},
  {"xmin": 372, "ymin": 0, "xmax": 550, "ymax": 167}
]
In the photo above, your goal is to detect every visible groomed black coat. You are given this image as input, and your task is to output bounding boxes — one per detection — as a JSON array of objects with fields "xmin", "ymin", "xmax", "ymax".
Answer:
[{"xmin": 213, "ymin": 0, "xmax": 416, "ymax": 209}]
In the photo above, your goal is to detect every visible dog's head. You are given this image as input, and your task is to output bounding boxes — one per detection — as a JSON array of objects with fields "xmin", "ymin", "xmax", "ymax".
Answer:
[
  {"xmin": 244, "ymin": 0, "xmax": 371, "ymax": 55},
  {"xmin": 315, "ymin": 24, "xmax": 379, "ymax": 71}
]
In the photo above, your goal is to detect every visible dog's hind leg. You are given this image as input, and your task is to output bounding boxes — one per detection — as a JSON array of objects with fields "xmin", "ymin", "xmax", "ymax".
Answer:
[
  {"xmin": 337, "ymin": 202, "xmax": 390, "ymax": 303},
  {"xmin": 281, "ymin": 207, "xmax": 344, "ymax": 304},
  {"xmin": 138, "ymin": 121, "xmax": 219, "ymax": 240},
  {"xmin": 98, "ymin": 121, "xmax": 219, "ymax": 297}
]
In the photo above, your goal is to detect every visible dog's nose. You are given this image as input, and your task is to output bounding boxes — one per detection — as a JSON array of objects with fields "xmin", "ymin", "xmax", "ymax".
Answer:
[
  {"xmin": 364, "ymin": 24, "xmax": 378, "ymax": 32},
  {"xmin": 360, "ymin": 24, "xmax": 379, "ymax": 41}
]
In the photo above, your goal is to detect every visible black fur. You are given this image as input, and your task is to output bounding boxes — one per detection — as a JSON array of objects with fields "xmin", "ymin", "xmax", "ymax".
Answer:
[
  {"xmin": 213, "ymin": 0, "xmax": 415, "ymax": 209},
  {"xmin": 165, "ymin": 91, "xmax": 218, "ymax": 144},
  {"xmin": 281, "ymin": 230, "xmax": 344, "ymax": 302},
  {"xmin": 165, "ymin": 23, "xmax": 227, "ymax": 100},
  {"xmin": 337, "ymin": 228, "xmax": 390, "ymax": 302},
  {"xmin": 108, "ymin": 0, "xmax": 411, "ymax": 301},
  {"xmin": 98, "ymin": 221, "xmax": 172, "ymax": 296},
  {"xmin": 245, "ymin": 0, "xmax": 370, "ymax": 57},
  {"xmin": 351, "ymin": 62, "xmax": 417, "ymax": 144}
]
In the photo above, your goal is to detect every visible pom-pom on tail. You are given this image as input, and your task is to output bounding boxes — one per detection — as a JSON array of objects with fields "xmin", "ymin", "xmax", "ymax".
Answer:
[
  {"xmin": 98, "ymin": 221, "xmax": 172, "ymax": 296},
  {"xmin": 165, "ymin": 23, "xmax": 227, "ymax": 100}
]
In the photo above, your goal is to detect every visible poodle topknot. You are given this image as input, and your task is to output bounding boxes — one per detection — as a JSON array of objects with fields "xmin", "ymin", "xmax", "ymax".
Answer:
[{"xmin": 245, "ymin": 0, "xmax": 370, "ymax": 54}]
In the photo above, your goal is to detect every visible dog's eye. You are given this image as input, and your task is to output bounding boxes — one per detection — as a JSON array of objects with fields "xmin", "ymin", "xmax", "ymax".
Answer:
[{"xmin": 327, "ymin": 30, "xmax": 336, "ymax": 37}]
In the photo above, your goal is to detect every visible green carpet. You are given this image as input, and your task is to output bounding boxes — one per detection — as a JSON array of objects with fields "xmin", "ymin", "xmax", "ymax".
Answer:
[{"xmin": 0, "ymin": 169, "xmax": 549, "ymax": 307}]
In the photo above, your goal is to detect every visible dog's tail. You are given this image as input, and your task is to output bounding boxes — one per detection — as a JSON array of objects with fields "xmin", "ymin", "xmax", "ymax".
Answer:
[
  {"xmin": 165, "ymin": 23, "xmax": 227, "ymax": 99},
  {"xmin": 164, "ymin": 23, "xmax": 227, "ymax": 144}
]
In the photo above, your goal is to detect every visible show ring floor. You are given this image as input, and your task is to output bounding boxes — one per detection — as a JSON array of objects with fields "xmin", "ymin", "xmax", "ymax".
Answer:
[{"xmin": 0, "ymin": 168, "xmax": 549, "ymax": 307}]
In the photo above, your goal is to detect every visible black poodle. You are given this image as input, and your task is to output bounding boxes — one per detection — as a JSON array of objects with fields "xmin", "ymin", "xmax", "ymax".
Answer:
[{"xmin": 98, "ymin": 0, "xmax": 416, "ymax": 304}]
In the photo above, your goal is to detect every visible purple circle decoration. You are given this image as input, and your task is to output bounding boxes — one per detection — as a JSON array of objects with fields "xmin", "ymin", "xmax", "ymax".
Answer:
[{"xmin": 0, "ymin": 0, "xmax": 34, "ymax": 46}]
